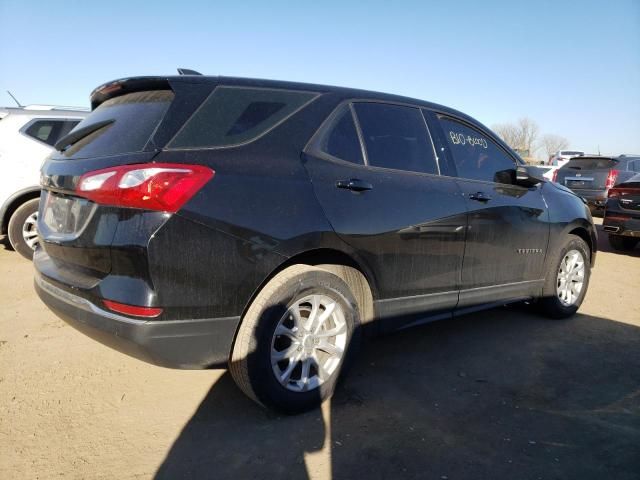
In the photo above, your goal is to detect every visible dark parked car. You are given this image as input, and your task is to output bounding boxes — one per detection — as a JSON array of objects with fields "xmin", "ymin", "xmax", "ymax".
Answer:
[
  {"xmin": 35, "ymin": 74, "xmax": 597, "ymax": 413},
  {"xmin": 603, "ymin": 173, "xmax": 640, "ymax": 251},
  {"xmin": 553, "ymin": 155, "xmax": 640, "ymax": 212}
]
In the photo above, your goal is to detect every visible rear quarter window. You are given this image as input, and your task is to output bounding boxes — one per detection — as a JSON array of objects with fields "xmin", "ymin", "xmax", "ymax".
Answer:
[
  {"xmin": 23, "ymin": 119, "xmax": 80, "ymax": 147},
  {"xmin": 168, "ymin": 86, "xmax": 318, "ymax": 149}
]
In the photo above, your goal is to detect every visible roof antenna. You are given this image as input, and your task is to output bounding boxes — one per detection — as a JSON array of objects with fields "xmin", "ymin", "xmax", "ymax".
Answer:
[
  {"xmin": 6, "ymin": 90, "xmax": 23, "ymax": 107},
  {"xmin": 177, "ymin": 68, "xmax": 202, "ymax": 76}
]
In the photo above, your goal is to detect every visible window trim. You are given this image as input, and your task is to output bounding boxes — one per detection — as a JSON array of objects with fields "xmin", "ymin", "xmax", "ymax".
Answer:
[
  {"xmin": 432, "ymin": 113, "xmax": 524, "ymax": 186},
  {"xmin": 305, "ymin": 99, "xmax": 443, "ymax": 177},
  {"xmin": 165, "ymin": 85, "xmax": 320, "ymax": 151},
  {"xmin": 19, "ymin": 117, "xmax": 84, "ymax": 148}
]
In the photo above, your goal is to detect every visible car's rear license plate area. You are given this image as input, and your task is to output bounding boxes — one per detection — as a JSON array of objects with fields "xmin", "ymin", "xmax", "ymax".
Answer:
[{"xmin": 40, "ymin": 191, "xmax": 96, "ymax": 238}]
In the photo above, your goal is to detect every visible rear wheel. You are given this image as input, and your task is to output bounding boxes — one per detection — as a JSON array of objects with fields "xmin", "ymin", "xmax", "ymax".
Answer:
[
  {"xmin": 7, "ymin": 198, "xmax": 40, "ymax": 260},
  {"xmin": 608, "ymin": 234, "xmax": 639, "ymax": 251},
  {"xmin": 538, "ymin": 234, "xmax": 590, "ymax": 319},
  {"xmin": 229, "ymin": 265, "xmax": 361, "ymax": 414}
]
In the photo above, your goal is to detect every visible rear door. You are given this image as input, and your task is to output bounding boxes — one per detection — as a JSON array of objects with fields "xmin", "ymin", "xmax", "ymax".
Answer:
[
  {"xmin": 304, "ymin": 101, "xmax": 468, "ymax": 324},
  {"xmin": 429, "ymin": 113, "xmax": 549, "ymax": 307}
]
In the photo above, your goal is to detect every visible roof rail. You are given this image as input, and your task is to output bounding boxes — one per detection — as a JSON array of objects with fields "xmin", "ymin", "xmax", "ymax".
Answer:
[{"xmin": 23, "ymin": 104, "xmax": 90, "ymax": 112}]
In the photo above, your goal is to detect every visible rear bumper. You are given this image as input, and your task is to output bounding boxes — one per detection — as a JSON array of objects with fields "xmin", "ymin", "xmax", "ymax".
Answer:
[
  {"xmin": 35, "ymin": 274, "xmax": 240, "ymax": 369},
  {"xmin": 566, "ymin": 189, "xmax": 607, "ymax": 208},
  {"xmin": 603, "ymin": 214, "xmax": 640, "ymax": 237}
]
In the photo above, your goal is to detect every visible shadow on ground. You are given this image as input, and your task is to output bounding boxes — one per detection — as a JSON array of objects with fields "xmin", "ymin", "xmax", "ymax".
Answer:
[{"xmin": 156, "ymin": 308, "xmax": 640, "ymax": 480}]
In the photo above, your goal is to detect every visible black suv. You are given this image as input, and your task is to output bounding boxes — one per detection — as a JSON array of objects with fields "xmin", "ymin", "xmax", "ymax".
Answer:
[
  {"xmin": 553, "ymin": 155, "xmax": 640, "ymax": 212},
  {"xmin": 35, "ymin": 74, "xmax": 597, "ymax": 413}
]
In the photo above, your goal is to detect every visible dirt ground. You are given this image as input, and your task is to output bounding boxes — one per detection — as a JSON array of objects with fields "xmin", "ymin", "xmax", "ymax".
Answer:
[{"xmin": 1, "ymin": 220, "xmax": 639, "ymax": 479}]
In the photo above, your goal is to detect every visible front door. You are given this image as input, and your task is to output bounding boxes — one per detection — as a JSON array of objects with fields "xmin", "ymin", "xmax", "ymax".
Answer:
[{"xmin": 429, "ymin": 113, "xmax": 549, "ymax": 308}]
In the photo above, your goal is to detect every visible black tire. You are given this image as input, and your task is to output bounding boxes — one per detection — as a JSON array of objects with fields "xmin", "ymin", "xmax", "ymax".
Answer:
[
  {"xmin": 7, "ymin": 198, "xmax": 40, "ymax": 260},
  {"xmin": 229, "ymin": 265, "xmax": 361, "ymax": 414},
  {"xmin": 538, "ymin": 234, "xmax": 591, "ymax": 319},
  {"xmin": 608, "ymin": 234, "xmax": 639, "ymax": 251}
]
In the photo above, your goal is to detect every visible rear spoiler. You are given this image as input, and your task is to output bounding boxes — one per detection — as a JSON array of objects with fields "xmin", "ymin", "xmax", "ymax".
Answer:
[{"xmin": 90, "ymin": 77, "xmax": 172, "ymax": 110}]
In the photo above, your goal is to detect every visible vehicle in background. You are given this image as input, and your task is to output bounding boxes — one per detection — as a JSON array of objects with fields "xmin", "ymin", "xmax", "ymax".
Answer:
[
  {"xmin": 549, "ymin": 150, "xmax": 585, "ymax": 167},
  {"xmin": 35, "ymin": 73, "xmax": 596, "ymax": 413},
  {"xmin": 0, "ymin": 105, "xmax": 87, "ymax": 259},
  {"xmin": 603, "ymin": 173, "xmax": 640, "ymax": 251},
  {"xmin": 553, "ymin": 155, "xmax": 640, "ymax": 212}
]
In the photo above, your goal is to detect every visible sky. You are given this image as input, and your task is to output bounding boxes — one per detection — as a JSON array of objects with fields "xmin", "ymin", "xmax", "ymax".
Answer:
[{"xmin": 1, "ymin": 0, "xmax": 638, "ymax": 157}]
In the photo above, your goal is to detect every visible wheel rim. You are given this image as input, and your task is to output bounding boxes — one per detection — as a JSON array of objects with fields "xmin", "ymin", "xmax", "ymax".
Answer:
[
  {"xmin": 271, "ymin": 294, "xmax": 348, "ymax": 393},
  {"xmin": 556, "ymin": 249, "xmax": 585, "ymax": 306},
  {"xmin": 22, "ymin": 211, "xmax": 39, "ymax": 250}
]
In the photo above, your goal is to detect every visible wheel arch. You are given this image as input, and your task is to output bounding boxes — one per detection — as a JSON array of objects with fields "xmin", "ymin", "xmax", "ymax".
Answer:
[
  {"xmin": 1, "ymin": 187, "xmax": 41, "ymax": 235},
  {"xmin": 240, "ymin": 248, "xmax": 377, "ymax": 327},
  {"xmin": 568, "ymin": 225, "xmax": 596, "ymax": 265}
]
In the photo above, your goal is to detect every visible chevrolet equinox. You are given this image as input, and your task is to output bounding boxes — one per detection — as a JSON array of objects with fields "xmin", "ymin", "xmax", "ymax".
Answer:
[{"xmin": 35, "ymin": 73, "xmax": 597, "ymax": 413}]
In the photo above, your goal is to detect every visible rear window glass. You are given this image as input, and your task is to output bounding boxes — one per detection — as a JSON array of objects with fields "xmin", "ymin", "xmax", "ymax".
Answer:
[
  {"xmin": 169, "ymin": 86, "xmax": 317, "ymax": 149},
  {"xmin": 60, "ymin": 90, "xmax": 174, "ymax": 159},
  {"xmin": 564, "ymin": 158, "xmax": 618, "ymax": 170}
]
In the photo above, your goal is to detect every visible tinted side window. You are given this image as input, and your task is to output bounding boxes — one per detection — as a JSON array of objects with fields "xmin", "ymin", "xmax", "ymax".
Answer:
[
  {"xmin": 353, "ymin": 103, "xmax": 438, "ymax": 174},
  {"xmin": 439, "ymin": 116, "xmax": 515, "ymax": 183},
  {"xmin": 316, "ymin": 106, "xmax": 363, "ymax": 164},
  {"xmin": 170, "ymin": 87, "xmax": 317, "ymax": 149},
  {"xmin": 24, "ymin": 120, "xmax": 80, "ymax": 147}
]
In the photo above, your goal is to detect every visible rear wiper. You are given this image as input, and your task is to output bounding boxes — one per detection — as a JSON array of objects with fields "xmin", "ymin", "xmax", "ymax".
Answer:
[{"xmin": 54, "ymin": 119, "xmax": 114, "ymax": 151}]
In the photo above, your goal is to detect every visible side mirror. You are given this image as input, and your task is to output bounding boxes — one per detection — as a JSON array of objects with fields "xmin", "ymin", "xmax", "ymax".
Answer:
[{"xmin": 515, "ymin": 165, "xmax": 543, "ymax": 188}]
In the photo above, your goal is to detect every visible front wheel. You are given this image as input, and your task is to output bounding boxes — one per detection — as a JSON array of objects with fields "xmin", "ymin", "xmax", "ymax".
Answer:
[
  {"xmin": 229, "ymin": 265, "xmax": 361, "ymax": 414},
  {"xmin": 538, "ymin": 235, "xmax": 591, "ymax": 319},
  {"xmin": 7, "ymin": 198, "xmax": 40, "ymax": 260}
]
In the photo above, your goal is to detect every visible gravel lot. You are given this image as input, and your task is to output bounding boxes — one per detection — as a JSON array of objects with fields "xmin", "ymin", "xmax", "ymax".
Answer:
[{"xmin": 1, "ymin": 220, "xmax": 639, "ymax": 479}]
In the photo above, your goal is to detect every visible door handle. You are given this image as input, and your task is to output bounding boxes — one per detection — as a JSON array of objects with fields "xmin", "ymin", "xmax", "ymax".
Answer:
[
  {"xmin": 468, "ymin": 191, "xmax": 491, "ymax": 202},
  {"xmin": 336, "ymin": 179, "xmax": 373, "ymax": 192}
]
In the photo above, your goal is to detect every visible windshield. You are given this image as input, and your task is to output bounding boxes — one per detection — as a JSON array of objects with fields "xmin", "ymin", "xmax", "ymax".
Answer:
[{"xmin": 58, "ymin": 90, "xmax": 174, "ymax": 159}]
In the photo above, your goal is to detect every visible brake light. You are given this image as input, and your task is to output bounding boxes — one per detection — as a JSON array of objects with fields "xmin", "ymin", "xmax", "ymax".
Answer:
[
  {"xmin": 103, "ymin": 300, "xmax": 163, "ymax": 318},
  {"xmin": 77, "ymin": 163, "xmax": 214, "ymax": 213},
  {"xmin": 552, "ymin": 169, "xmax": 559, "ymax": 183},
  {"xmin": 608, "ymin": 188, "xmax": 620, "ymax": 198},
  {"xmin": 605, "ymin": 169, "xmax": 619, "ymax": 190}
]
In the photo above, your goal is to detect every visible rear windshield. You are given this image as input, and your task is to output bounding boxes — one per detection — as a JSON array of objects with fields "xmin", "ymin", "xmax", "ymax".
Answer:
[
  {"xmin": 59, "ymin": 90, "xmax": 174, "ymax": 159},
  {"xmin": 564, "ymin": 158, "xmax": 618, "ymax": 170},
  {"xmin": 168, "ymin": 86, "xmax": 317, "ymax": 149}
]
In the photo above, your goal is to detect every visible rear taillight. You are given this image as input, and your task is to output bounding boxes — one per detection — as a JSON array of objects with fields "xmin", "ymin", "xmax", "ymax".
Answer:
[
  {"xmin": 608, "ymin": 188, "xmax": 621, "ymax": 198},
  {"xmin": 76, "ymin": 163, "xmax": 214, "ymax": 213},
  {"xmin": 552, "ymin": 169, "xmax": 559, "ymax": 183},
  {"xmin": 605, "ymin": 169, "xmax": 619, "ymax": 190},
  {"xmin": 103, "ymin": 300, "xmax": 163, "ymax": 318}
]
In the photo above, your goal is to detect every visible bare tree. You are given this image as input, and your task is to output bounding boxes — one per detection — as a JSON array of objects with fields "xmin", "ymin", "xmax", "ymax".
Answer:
[
  {"xmin": 492, "ymin": 123, "xmax": 521, "ymax": 149},
  {"xmin": 540, "ymin": 133, "xmax": 569, "ymax": 158},
  {"xmin": 517, "ymin": 117, "xmax": 539, "ymax": 157},
  {"xmin": 492, "ymin": 117, "xmax": 540, "ymax": 158}
]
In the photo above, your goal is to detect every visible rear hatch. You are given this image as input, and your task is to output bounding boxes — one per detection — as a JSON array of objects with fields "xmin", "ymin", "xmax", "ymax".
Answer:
[
  {"xmin": 555, "ymin": 157, "xmax": 619, "ymax": 192},
  {"xmin": 36, "ymin": 79, "xmax": 208, "ymax": 293}
]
